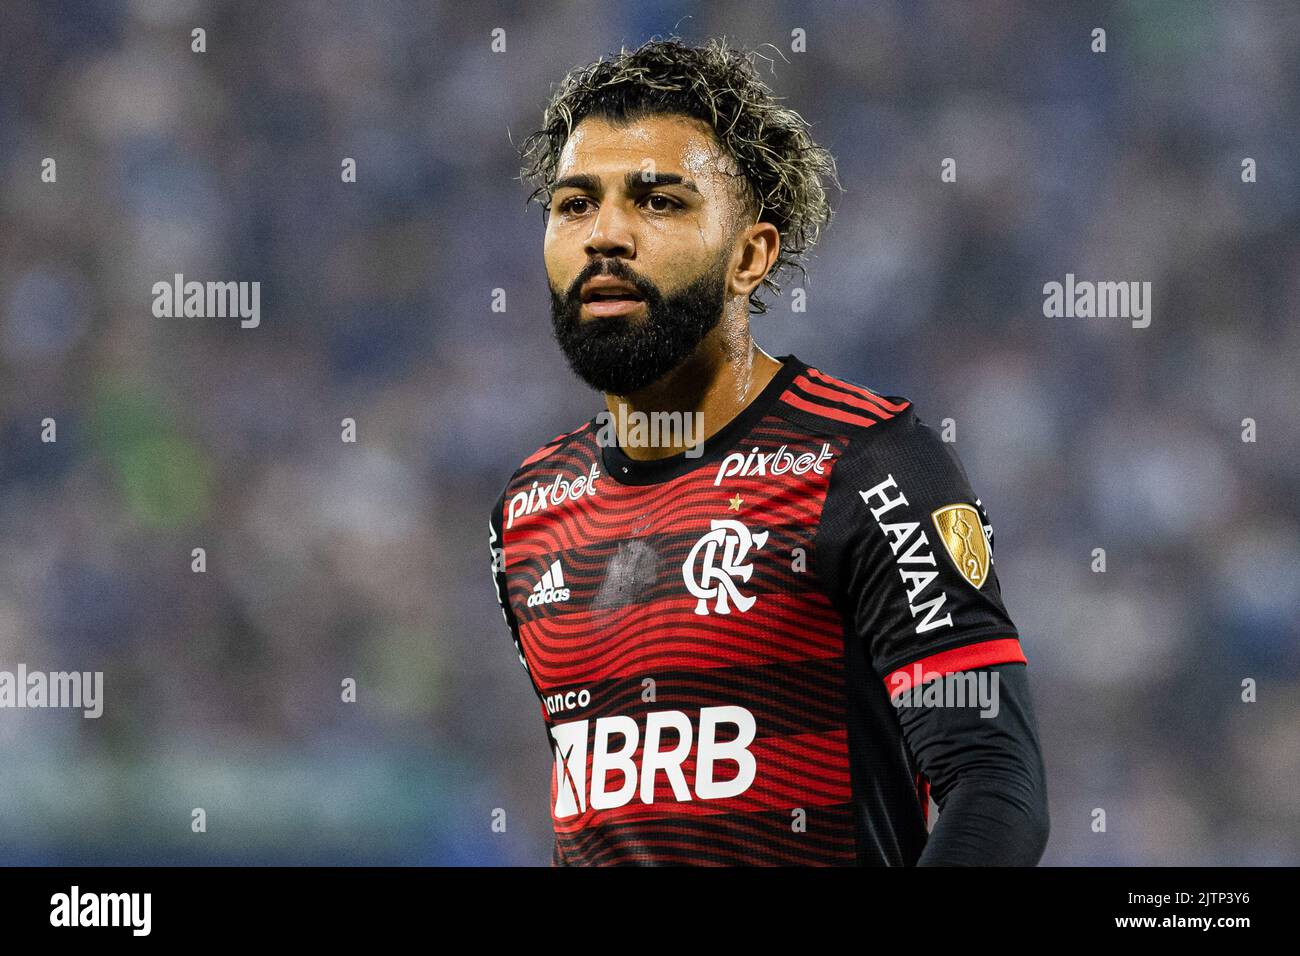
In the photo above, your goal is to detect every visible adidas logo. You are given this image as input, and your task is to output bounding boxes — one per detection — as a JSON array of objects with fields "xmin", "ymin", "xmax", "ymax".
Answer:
[{"xmin": 527, "ymin": 560, "xmax": 571, "ymax": 607}]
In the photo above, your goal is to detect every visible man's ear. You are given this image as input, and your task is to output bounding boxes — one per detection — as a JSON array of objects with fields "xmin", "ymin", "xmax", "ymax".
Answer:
[{"xmin": 729, "ymin": 219, "xmax": 780, "ymax": 300}]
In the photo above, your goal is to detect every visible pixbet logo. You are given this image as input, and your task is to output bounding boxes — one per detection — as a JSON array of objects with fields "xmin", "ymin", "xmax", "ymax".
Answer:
[
  {"xmin": 713, "ymin": 442, "xmax": 833, "ymax": 486},
  {"xmin": 682, "ymin": 518, "xmax": 768, "ymax": 615},
  {"xmin": 506, "ymin": 461, "xmax": 600, "ymax": 529},
  {"xmin": 550, "ymin": 706, "xmax": 757, "ymax": 819}
]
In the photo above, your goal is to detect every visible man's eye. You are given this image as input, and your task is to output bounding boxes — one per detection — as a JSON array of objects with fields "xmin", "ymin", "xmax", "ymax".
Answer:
[{"xmin": 556, "ymin": 195, "xmax": 678, "ymax": 215}]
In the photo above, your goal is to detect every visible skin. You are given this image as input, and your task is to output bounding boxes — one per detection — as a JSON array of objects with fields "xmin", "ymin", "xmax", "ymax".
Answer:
[{"xmin": 544, "ymin": 114, "xmax": 784, "ymax": 461}]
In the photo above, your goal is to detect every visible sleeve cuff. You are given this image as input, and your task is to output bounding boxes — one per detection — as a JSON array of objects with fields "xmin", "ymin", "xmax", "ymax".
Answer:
[{"xmin": 883, "ymin": 638, "xmax": 1026, "ymax": 699}]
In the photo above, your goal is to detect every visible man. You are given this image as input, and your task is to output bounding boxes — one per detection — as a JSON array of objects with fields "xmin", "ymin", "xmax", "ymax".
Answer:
[{"xmin": 488, "ymin": 37, "xmax": 1048, "ymax": 865}]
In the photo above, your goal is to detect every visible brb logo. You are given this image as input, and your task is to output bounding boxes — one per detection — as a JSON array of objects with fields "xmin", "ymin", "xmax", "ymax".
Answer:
[
  {"xmin": 550, "ymin": 706, "xmax": 757, "ymax": 819},
  {"xmin": 682, "ymin": 519, "xmax": 768, "ymax": 615}
]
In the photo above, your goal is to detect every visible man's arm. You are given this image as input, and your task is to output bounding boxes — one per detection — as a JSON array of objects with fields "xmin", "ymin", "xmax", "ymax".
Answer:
[
  {"xmin": 489, "ymin": 485, "xmax": 560, "ymax": 742},
  {"xmin": 896, "ymin": 662, "xmax": 1049, "ymax": 865},
  {"xmin": 812, "ymin": 397, "xmax": 1048, "ymax": 864},
  {"xmin": 489, "ymin": 485, "xmax": 531, "ymax": 677}
]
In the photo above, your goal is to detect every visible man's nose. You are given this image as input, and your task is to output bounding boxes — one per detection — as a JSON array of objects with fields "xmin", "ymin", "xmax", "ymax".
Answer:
[{"xmin": 584, "ymin": 202, "xmax": 636, "ymax": 259}]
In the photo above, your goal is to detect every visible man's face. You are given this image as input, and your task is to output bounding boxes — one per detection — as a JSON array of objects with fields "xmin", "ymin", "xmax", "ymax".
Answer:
[{"xmin": 544, "ymin": 114, "xmax": 748, "ymax": 395}]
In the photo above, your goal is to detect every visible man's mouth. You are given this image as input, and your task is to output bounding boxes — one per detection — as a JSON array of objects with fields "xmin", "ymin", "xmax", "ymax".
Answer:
[
  {"xmin": 582, "ymin": 296, "xmax": 646, "ymax": 318},
  {"xmin": 579, "ymin": 275, "xmax": 646, "ymax": 318}
]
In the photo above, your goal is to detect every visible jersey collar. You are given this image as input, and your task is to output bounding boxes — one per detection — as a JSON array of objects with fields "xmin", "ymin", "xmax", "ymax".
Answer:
[{"xmin": 598, "ymin": 354, "xmax": 806, "ymax": 487}]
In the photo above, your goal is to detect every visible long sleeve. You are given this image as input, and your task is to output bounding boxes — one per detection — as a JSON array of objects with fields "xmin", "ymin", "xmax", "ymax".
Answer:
[
  {"xmin": 898, "ymin": 662, "xmax": 1049, "ymax": 865},
  {"xmin": 814, "ymin": 403, "xmax": 1047, "ymax": 864}
]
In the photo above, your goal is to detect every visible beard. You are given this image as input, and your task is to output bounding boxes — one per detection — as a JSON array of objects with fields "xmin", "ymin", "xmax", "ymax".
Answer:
[{"xmin": 549, "ymin": 248, "xmax": 730, "ymax": 395}]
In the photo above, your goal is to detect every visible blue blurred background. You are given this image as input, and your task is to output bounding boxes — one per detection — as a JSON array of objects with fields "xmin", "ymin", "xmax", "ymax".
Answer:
[{"xmin": 0, "ymin": 0, "xmax": 1296, "ymax": 864}]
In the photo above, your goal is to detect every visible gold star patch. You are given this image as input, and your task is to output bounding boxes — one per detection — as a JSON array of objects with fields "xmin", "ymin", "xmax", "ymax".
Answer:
[{"xmin": 727, "ymin": 493, "xmax": 743, "ymax": 511}]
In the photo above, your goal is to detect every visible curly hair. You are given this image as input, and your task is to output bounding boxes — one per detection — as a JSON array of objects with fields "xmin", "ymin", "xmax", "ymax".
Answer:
[{"xmin": 518, "ymin": 36, "xmax": 842, "ymax": 315}]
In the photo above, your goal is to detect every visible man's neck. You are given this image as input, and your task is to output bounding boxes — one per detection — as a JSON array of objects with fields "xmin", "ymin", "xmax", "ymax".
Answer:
[{"xmin": 603, "ymin": 336, "xmax": 783, "ymax": 462}]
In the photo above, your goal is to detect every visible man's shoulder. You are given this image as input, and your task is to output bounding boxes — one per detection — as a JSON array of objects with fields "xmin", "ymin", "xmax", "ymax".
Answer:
[
  {"xmin": 773, "ymin": 358, "xmax": 917, "ymax": 447},
  {"xmin": 773, "ymin": 358, "xmax": 976, "ymax": 496},
  {"xmin": 489, "ymin": 416, "xmax": 600, "ymax": 522},
  {"xmin": 513, "ymin": 418, "xmax": 599, "ymax": 474}
]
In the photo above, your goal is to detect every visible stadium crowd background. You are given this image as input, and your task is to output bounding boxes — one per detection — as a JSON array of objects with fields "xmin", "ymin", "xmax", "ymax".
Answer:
[{"xmin": 0, "ymin": 0, "xmax": 1296, "ymax": 864}]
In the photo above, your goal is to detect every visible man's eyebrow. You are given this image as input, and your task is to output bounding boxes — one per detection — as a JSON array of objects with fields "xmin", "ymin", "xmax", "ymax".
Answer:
[
  {"xmin": 550, "ymin": 173, "xmax": 600, "ymax": 194},
  {"xmin": 625, "ymin": 170, "xmax": 700, "ymax": 193},
  {"xmin": 550, "ymin": 171, "xmax": 701, "ymax": 195}
]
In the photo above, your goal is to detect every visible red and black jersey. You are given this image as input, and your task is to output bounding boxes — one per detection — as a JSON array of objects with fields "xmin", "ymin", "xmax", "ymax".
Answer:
[{"xmin": 488, "ymin": 354, "xmax": 1034, "ymax": 865}]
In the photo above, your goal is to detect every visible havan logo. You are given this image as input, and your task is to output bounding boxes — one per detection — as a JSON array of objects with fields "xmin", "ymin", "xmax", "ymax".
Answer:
[{"xmin": 858, "ymin": 474, "xmax": 954, "ymax": 635}]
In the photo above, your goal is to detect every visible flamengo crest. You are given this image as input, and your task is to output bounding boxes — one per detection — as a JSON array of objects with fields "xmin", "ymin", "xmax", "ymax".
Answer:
[{"xmin": 682, "ymin": 518, "xmax": 768, "ymax": 615}]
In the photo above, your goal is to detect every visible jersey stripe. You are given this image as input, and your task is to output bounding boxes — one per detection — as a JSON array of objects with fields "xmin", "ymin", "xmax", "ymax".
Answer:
[
  {"xmin": 790, "ymin": 373, "xmax": 895, "ymax": 418},
  {"xmin": 521, "ymin": 421, "xmax": 594, "ymax": 467},
  {"xmin": 779, "ymin": 388, "xmax": 881, "ymax": 428},
  {"xmin": 805, "ymin": 366, "xmax": 911, "ymax": 412},
  {"xmin": 883, "ymin": 638, "xmax": 1027, "ymax": 698}
]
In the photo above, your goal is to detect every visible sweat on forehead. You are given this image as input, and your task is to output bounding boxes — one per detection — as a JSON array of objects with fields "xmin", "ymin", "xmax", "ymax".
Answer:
[{"xmin": 557, "ymin": 114, "xmax": 757, "ymax": 221}]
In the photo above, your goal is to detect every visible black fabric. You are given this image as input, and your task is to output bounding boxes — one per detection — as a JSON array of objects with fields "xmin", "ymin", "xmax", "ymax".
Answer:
[
  {"xmin": 805, "ymin": 403, "xmax": 1047, "ymax": 864},
  {"xmin": 898, "ymin": 663, "xmax": 1050, "ymax": 866},
  {"xmin": 811, "ymin": 403, "xmax": 1022, "ymax": 683},
  {"xmin": 488, "ymin": 485, "xmax": 529, "ymax": 676}
]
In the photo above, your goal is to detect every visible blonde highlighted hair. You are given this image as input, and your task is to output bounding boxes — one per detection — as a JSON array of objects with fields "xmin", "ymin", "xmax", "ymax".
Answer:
[{"xmin": 519, "ymin": 36, "xmax": 842, "ymax": 315}]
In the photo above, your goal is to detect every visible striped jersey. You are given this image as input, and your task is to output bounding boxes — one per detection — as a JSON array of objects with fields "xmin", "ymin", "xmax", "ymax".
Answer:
[{"xmin": 488, "ymin": 354, "xmax": 1026, "ymax": 865}]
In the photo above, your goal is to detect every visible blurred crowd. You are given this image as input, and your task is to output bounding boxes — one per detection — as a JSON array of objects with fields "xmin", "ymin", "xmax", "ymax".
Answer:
[{"xmin": 0, "ymin": 0, "xmax": 1296, "ymax": 864}]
